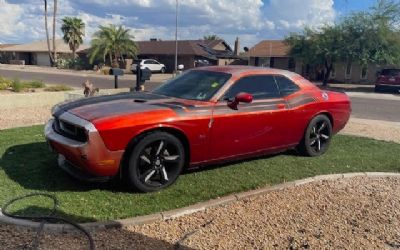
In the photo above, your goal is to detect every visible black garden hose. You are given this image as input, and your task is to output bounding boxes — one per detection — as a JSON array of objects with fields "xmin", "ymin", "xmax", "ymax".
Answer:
[{"xmin": 1, "ymin": 193, "xmax": 95, "ymax": 250}]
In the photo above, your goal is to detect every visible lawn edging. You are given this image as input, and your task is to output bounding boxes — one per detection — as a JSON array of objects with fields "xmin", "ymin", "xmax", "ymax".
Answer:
[{"xmin": 1, "ymin": 172, "xmax": 399, "ymax": 233}]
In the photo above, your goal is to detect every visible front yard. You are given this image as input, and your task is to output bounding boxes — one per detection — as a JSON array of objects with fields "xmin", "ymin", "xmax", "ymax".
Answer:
[{"xmin": 0, "ymin": 125, "xmax": 399, "ymax": 223}]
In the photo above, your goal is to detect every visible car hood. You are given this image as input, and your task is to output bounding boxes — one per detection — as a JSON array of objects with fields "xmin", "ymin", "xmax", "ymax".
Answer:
[{"xmin": 54, "ymin": 92, "xmax": 193, "ymax": 122}]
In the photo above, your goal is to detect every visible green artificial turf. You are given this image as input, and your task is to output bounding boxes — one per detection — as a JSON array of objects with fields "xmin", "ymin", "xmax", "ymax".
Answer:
[{"xmin": 0, "ymin": 125, "xmax": 399, "ymax": 222}]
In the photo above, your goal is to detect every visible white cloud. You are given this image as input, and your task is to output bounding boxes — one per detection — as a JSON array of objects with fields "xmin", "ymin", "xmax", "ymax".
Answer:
[
  {"xmin": 264, "ymin": 0, "xmax": 336, "ymax": 31},
  {"xmin": 0, "ymin": 0, "xmax": 336, "ymax": 48},
  {"xmin": 0, "ymin": 0, "xmax": 26, "ymax": 39}
]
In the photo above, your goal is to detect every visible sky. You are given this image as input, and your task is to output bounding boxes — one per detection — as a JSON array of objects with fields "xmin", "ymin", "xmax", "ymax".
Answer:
[{"xmin": 0, "ymin": 0, "xmax": 377, "ymax": 48}]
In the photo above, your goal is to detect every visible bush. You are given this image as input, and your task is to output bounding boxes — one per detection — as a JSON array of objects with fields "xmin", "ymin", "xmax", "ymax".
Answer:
[
  {"xmin": 57, "ymin": 58, "xmax": 89, "ymax": 70},
  {"xmin": 101, "ymin": 66, "xmax": 111, "ymax": 75},
  {"xmin": 44, "ymin": 84, "xmax": 73, "ymax": 92},
  {"xmin": 11, "ymin": 78, "xmax": 23, "ymax": 92},
  {"xmin": 24, "ymin": 80, "xmax": 45, "ymax": 89},
  {"xmin": 9, "ymin": 78, "xmax": 45, "ymax": 92},
  {"xmin": 0, "ymin": 76, "xmax": 12, "ymax": 90}
]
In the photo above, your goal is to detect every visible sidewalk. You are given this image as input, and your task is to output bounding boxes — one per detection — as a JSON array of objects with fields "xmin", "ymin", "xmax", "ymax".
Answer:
[{"xmin": 0, "ymin": 64, "xmax": 173, "ymax": 82}]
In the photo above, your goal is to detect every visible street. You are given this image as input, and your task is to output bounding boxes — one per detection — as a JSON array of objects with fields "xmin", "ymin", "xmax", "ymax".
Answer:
[
  {"xmin": 1, "ymin": 68, "xmax": 399, "ymax": 123},
  {"xmin": 0, "ymin": 68, "xmax": 162, "ymax": 91},
  {"xmin": 350, "ymin": 97, "xmax": 400, "ymax": 122}
]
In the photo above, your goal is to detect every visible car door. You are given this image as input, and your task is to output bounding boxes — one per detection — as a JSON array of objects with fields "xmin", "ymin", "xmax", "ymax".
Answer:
[
  {"xmin": 142, "ymin": 60, "xmax": 151, "ymax": 71},
  {"xmin": 152, "ymin": 60, "xmax": 163, "ymax": 71},
  {"xmin": 146, "ymin": 60, "xmax": 160, "ymax": 72},
  {"xmin": 209, "ymin": 74, "xmax": 289, "ymax": 160}
]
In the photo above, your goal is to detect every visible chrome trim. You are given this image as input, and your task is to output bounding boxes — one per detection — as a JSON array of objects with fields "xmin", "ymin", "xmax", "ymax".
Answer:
[
  {"xmin": 51, "ymin": 104, "xmax": 60, "ymax": 116},
  {"xmin": 59, "ymin": 112, "xmax": 97, "ymax": 133},
  {"xmin": 377, "ymin": 83, "xmax": 400, "ymax": 87},
  {"xmin": 45, "ymin": 119, "xmax": 86, "ymax": 147}
]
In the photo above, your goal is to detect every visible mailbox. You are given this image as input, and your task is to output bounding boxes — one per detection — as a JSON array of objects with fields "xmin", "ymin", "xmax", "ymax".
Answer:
[
  {"xmin": 140, "ymin": 68, "xmax": 152, "ymax": 83},
  {"xmin": 109, "ymin": 68, "xmax": 124, "ymax": 89},
  {"xmin": 109, "ymin": 68, "xmax": 124, "ymax": 76}
]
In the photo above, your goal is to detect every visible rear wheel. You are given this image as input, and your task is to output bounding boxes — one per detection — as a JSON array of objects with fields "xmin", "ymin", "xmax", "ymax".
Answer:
[
  {"xmin": 298, "ymin": 115, "xmax": 332, "ymax": 157},
  {"xmin": 374, "ymin": 85, "xmax": 381, "ymax": 92},
  {"xmin": 127, "ymin": 132, "xmax": 185, "ymax": 192}
]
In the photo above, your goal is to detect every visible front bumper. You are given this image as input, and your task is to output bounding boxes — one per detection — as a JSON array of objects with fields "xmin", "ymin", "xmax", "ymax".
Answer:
[
  {"xmin": 376, "ymin": 83, "xmax": 400, "ymax": 92},
  {"xmin": 45, "ymin": 113, "xmax": 124, "ymax": 181}
]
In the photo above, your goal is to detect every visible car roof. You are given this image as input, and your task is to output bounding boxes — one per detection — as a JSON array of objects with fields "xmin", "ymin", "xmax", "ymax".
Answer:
[{"xmin": 191, "ymin": 65, "xmax": 298, "ymax": 78}]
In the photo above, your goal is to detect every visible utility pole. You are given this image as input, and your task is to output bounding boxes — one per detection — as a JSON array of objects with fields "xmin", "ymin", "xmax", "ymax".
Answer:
[{"xmin": 175, "ymin": 0, "xmax": 179, "ymax": 74}]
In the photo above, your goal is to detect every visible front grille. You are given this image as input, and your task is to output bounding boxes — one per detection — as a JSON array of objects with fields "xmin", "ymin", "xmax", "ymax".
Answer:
[{"xmin": 53, "ymin": 118, "xmax": 88, "ymax": 142}]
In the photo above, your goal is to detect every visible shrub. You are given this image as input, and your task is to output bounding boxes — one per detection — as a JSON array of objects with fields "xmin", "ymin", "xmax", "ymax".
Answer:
[
  {"xmin": 44, "ymin": 84, "xmax": 73, "ymax": 92},
  {"xmin": 11, "ymin": 78, "xmax": 23, "ymax": 92},
  {"xmin": 57, "ymin": 58, "xmax": 89, "ymax": 70},
  {"xmin": 24, "ymin": 80, "xmax": 45, "ymax": 89},
  {"xmin": 101, "ymin": 66, "xmax": 111, "ymax": 75},
  {"xmin": 0, "ymin": 76, "xmax": 12, "ymax": 90}
]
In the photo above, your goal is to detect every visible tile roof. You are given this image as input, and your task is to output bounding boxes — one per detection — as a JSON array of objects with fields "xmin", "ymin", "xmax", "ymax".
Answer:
[
  {"xmin": 0, "ymin": 39, "xmax": 89, "ymax": 53},
  {"xmin": 136, "ymin": 40, "xmax": 235, "ymax": 59},
  {"xmin": 0, "ymin": 44, "xmax": 17, "ymax": 49},
  {"xmin": 247, "ymin": 40, "xmax": 290, "ymax": 58}
]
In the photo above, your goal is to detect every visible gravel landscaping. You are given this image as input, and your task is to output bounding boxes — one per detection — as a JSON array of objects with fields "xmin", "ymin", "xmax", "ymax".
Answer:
[{"xmin": 0, "ymin": 176, "xmax": 399, "ymax": 249}]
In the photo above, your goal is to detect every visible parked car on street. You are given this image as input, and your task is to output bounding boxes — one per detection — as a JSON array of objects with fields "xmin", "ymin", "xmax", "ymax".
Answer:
[
  {"xmin": 45, "ymin": 66, "xmax": 351, "ymax": 192},
  {"xmin": 131, "ymin": 59, "xmax": 166, "ymax": 74},
  {"xmin": 375, "ymin": 68, "xmax": 400, "ymax": 93}
]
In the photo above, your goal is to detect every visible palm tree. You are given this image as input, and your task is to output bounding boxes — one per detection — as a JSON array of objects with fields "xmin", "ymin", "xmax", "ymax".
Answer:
[
  {"xmin": 61, "ymin": 17, "xmax": 85, "ymax": 59},
  {"xmin": 44, "ymin": 0, "xmax": 54, "ymax": 65},
  {"xmin": 89, "ymin": 24, "xmax": 138, "ymax": 66},
  {"xmin": 52, "ymin": 0, "xmax": 58, "ymax": 63},
  {"xmin": 203, "ymin": 34, "xmax": 221, "ymax": 40}
]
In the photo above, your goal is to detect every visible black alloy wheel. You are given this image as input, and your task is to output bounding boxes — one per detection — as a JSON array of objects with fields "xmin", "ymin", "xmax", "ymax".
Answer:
[
  {"xmin": 298, "ymin": 115, "xmax": 332, "ymax": 157},
  {"xmin": 128, "ymin": 132, "xmax": 185, "ymax": 192}
]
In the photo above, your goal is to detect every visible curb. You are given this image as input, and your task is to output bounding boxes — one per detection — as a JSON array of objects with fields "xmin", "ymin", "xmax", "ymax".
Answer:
[{"xmin": 1, "ymin": 172, "xmax": 399, "ymax": 233}]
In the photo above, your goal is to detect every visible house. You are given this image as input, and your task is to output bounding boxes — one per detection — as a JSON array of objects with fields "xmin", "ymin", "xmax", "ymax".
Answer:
[
  {"xmin": 247, "ymin": 40, "xmax": 297, "ymax": 72},
  {"xmin": 135, "ymin": 39, "xmax": 242, "ymax": 72},
  {"xmin": 247, "ymin": 40, "xmax": 388, "ymax": 84},
  {"xmin": 0, "ymin": 39, "xmax": 88, "ymax": 66}
]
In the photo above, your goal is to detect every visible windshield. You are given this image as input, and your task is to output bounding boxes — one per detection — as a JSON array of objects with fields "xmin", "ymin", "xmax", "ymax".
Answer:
[{"xmin": 152, "ymin": 70, "xmax": 232, "ymax": 101}]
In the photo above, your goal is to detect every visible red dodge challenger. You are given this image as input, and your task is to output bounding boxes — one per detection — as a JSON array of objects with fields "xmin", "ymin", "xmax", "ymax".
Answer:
[{"xmin": 45, "ymin": 66, "xmax": 351, "ymax": 192}]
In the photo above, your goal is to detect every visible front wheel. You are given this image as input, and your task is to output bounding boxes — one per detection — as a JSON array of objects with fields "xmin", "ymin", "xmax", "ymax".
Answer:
[
  {"xmin": 297, "ymin": 115, "xmax": 332, "ymax": 157},
  {"xmin": 127, "ymin": 132, "xmax": 185, "ymax": 192},
  {"xmin": 160, "ymin": 67, "xmax": 166, "ymax": 74}
]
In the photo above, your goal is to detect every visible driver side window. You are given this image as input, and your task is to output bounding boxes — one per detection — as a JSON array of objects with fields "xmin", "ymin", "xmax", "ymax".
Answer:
[{"xmin": 223, "ymin": 75, "xmax": 280, "ymax": 100}]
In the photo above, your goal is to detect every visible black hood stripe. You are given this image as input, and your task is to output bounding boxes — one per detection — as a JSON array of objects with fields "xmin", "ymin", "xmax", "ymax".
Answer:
[{"xmin": 55, "ymin": 92, "xmax": 170, "ymax": 117}]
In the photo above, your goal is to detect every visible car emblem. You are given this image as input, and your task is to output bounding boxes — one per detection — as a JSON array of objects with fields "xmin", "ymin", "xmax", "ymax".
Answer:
[{"xmin": 322, "ymin": 92, "xmax": 329, "ymax": 101}]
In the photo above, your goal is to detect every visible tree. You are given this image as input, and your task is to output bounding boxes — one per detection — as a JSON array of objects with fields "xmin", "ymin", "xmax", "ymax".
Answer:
[
  {"xmin": 52, "ymin": 0, "xmax": 58, "ymax": 63},
  {"xmin": 203, "ymin": 34, "xmax": 220, "ymax": 40},
  {"xmin": 89, "ymin": 24, "xmax": 138, "ymax": 66},
  {"xmin": 44, "ymin": 0, "xmax": 54, "ymax": 65},
  {"xmin": 61, "ymin": 17, "xmax": 85, "ymax": 59},
  {"xmin": 285, "ymin": 26, "xmax": 344, "ymax": 86},
  {"xmin": 285, "ymin": 0, "xmax": 400, "ymax": 86},
  {"xmin": 43, "ymin": 0, "xmax": 57, "ymax": 66}
]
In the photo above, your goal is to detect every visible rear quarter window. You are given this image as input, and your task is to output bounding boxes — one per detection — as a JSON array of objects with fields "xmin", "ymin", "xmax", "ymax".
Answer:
[{"xmin": 274, "ymin": 76, "xmax": 300, "ymax": 96}]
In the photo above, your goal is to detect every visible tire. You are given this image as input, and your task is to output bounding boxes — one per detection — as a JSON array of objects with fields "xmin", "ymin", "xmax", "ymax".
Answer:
[
  {"xmin": 374, "ymin": 85, "xmax": 381, "ymax": 93},
  {"xmin": 127, "ymin": 132, "xmax": 185, "ymax": 192},
  {"xmin": 297, "ymin": 115, "xmax": 332, "ymax": 157},
  {"xmin": 160, "ymin": 67, "xmax": 166, "ymax": 74}
]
